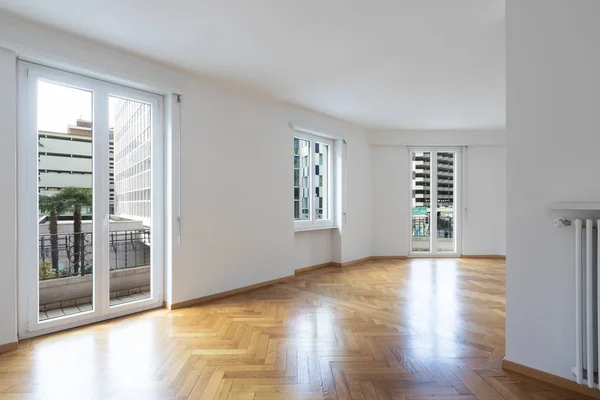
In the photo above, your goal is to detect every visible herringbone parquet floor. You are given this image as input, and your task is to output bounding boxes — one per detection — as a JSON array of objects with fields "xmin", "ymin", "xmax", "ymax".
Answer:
[{"xmin": 0, "ymin": 258, "xmax": 584, "ymax": 399}]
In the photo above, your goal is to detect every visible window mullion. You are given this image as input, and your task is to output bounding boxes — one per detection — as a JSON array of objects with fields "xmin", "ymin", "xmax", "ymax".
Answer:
[
  {"xmin": 309, "ymin": 139, "xmax": 315, "ymax": 223},
  {"xmin": 431, "ymin": 151, "xmax": 438, "ymax": 253}
]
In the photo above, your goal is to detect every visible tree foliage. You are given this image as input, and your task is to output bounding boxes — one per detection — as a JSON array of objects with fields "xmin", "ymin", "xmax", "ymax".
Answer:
[{"xmin": 38, "ymin": 187, "xmax": 93, "ymax": 275}]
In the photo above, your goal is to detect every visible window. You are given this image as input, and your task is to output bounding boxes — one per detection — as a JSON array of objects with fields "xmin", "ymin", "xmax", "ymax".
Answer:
[{"xmin": 293, "ymin": 131, "xmax": 334, "ymax": 230}]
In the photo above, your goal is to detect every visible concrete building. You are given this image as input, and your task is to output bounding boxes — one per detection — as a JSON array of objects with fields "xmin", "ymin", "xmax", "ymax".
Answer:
[
  {"xmin": 411, "ymin": 151, "xmax": 454, "ymax": 209},
  {"xmin": 38, "ymin": 119, "xmax": 114, "ymax": 214},
  {"xmin": 293, "ymin": 138, "xmax": 310, "ymax": 220},
  {"xmin": 112, "ymin": 98, "xmax": 152, "ymax": 226}
]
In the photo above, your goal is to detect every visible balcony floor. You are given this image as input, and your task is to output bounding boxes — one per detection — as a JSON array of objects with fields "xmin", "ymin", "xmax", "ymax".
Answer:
[{"xmin": 39, "ymin": 290, "xmax": 151, "ymax": 321}]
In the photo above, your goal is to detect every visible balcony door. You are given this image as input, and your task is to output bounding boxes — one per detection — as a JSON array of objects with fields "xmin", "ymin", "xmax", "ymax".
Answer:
[
  {"xmin": 409, "ymin": 147, "xmax": 461, "ymax": 257},
  {"xmin": 17, "ymin": 62, "xmax": 164, "ymax": 338}
]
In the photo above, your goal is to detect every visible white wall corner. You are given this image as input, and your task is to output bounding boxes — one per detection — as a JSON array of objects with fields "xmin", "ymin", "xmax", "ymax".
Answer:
[{"xmin": 0, "ymin": 46, "xmax": 18, "ymax": 345}]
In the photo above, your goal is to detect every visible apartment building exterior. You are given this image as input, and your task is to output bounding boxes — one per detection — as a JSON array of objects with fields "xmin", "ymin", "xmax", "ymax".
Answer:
[
  {"xmin": 112, "ymin": 97, "xmax": 152, "ymax": 226},
  {"xmin": 38, "ymin": 99, "xmax": 152, "ymax": 227},
  {"xmin": 411, "ymin": 151, "xmax": 455, "ymax": 209},
  {"xmin": 38, "ymin": 119, "xmax": 114, "ymax": 214}
]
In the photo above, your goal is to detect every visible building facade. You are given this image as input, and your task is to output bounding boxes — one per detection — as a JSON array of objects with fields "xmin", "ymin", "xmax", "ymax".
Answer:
[
  {"xmin": 112, "ymin": 98, "xmax": 152, "ymax": 226},
  {"xmin": 293, "ymin": 138, "xmax": 310, "ymax": 220},
  {"xmin": 411, "ymin": 151, "xmax": 455, "ymax": 208},
  {"xmin": 38, "ymin": 119, "xmax": 114, "ymax": 214}
]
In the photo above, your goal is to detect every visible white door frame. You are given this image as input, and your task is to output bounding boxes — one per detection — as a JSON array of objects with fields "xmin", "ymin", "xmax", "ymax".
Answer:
[
  {"xmin": 407, "ymin": 146, "xmax": 462, "ymax": 258},
  {"xmin": 17, "ymin": 62, "xmax": 164, "ymax": 339}
]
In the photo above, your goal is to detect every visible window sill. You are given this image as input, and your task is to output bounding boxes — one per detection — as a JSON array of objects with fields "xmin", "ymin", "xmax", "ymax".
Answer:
[{"xmin": 294, "ymin": 225, "xmax": 337, "ymax": 232}]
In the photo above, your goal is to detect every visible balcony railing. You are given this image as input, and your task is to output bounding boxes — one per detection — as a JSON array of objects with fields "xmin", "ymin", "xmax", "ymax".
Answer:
[
  {"xmin": 39, "ymin": 229, "xmax": 151, "ymax": 280},
  {"xmin": 412, "ymin": 216, "xmax": 454, "ymax": 238}
]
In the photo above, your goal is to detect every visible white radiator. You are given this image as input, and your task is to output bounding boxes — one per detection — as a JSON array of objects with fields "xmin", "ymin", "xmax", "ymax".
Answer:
[{"xmin": 574, "ymin": 218, "xmax": 599, "ymax": 387}]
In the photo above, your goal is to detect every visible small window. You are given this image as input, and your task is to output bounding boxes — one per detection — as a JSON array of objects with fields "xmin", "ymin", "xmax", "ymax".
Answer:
[{"xmin": 293, "ymin": 131, "xmax": 334, "ymax": 230}]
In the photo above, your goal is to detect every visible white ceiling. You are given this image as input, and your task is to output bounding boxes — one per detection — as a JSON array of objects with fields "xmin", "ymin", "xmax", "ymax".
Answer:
[{"xmin": 0, "ymin": 0, "xmax": 505, "ymax": 130}]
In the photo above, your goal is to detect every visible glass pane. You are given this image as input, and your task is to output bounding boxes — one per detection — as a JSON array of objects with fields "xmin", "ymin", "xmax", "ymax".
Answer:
[
  {"xmin": 437, "ymin": 151, "xmax": 455, "ymax": 252},
  {"xmin": 37, "ymin": 81, "xmax": 94, "ymax": 321},
  {"xmin": 315, "ymin": 142, "xmax": 329, "ymax": 220},
  {"xmin": 411, "ymin": 151, "xmax": 431, "ymax": 252},
  {"xmin": 294, "ymin": 138, "xmax": 310, "ymax": 220},
  {"xmin": 108, "ymin": 96, "xmax": 152, "ymax": 307}
]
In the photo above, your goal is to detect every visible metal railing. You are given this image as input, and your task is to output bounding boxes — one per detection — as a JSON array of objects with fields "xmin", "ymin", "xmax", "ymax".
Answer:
[
  {"xmin": 39, "ymin": 229, "xmax": 151, "ymax": 280},
  {"xmin": 412, "ymin": 216, "xmax": 430, "ymax": 238},
  {"xmin": 412, "ymin": 216, "xmax": 454, "ymax": 238}
]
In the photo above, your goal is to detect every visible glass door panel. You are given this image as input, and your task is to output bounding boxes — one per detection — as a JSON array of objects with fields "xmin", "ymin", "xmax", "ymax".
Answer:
[
  {"xmin": 108, "ymin": 96, "xmax": 152, "ymax": 307},
  {"xmin": 314, "ymin": 141, "xmax": 329, "ymax": 220},
  {"xmin": 294, "ymin": 138, "xmax": 311, "ymax": 221},
  {"xmin": 436, "ymin": 151, "xmax": 456, "ymax": 252},
  {"xmin": 410, "ymin": 148, "xmax": 460, "ymax": 256},
  {"xmin": 411, "ymin": 151, "xmax": 431, "ymax": 252},
  {"xmin": 37, "ymin": 81, "xmax": 95, "ymax": 321}
]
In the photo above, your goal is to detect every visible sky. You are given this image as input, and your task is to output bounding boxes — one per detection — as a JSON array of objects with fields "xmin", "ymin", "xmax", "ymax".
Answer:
[{"xmin": 37, "ymin": 80, "xmax": 118, "ymax": 132}]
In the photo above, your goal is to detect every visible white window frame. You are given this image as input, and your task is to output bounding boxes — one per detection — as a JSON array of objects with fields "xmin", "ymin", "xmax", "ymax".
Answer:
[
  {"xmin": 407, "ymin": 146, "xmax": 462, "ymax": 257},
  {"xmin": 293, "ymin": 130, "xmax": 335, "ymax": 231}
]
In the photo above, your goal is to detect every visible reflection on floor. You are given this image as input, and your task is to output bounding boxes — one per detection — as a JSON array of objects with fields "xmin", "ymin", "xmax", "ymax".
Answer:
[
  {"xmin": 39, "ymin": 291, "xmax": 150, "ymax": 321},
  {"xmin": 3, "ymin": 258, "xmax": 576, "ymax": 399}
]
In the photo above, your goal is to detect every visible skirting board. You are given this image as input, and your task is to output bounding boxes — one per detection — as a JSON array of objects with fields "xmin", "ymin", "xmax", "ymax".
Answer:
[
  {"xmin": 369, "ymin": 256, "xmax": 409, "ymax": 261},
  {"xmin": 0, "ymin": 341, "xmax": 18, "ymax": 355},
  {"xmin": 462, "ymin": 255, "xmax": 506, "ymax": 260},
  {"xmin": 167, "ymin": 256, "xmax": 406, "ymax": 310},
  {"xmin": 167, "ymin": 275, "xmax": 294, "ymax": 310},
  {"xmin": 294, "ymin": 262, "xmax": 338, "ymax": 275},
  {"xmin": 336, "ymin": 256, "xmax": 408, "ymax": 267},
  {"xmin": 298, "ymin": 256, "xmax": 408, "ymax": 274},
  {"xmin": 502, "ymin": 359, "xmax": 600, "ymax": 400},
  {"xmin": 338, "ymin": 256, "xmax": 371, "ymax": 267}
]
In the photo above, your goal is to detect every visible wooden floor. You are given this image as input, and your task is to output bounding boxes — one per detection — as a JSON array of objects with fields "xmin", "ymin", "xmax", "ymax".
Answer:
[{"xmin": 0, "ymin": 258, "xmax": 583, "ymax": 399}]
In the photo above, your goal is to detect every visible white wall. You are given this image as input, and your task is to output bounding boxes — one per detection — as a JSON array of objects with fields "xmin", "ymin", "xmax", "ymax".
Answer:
[
  {"xmin": 0, "ymin": 11, "xmax": 372, "ymax": 344},
  {"xmin": 463, "ymin": 146, "xmax": 506, "ymax": 256},
  {"xmin": 0, "ymin": 47, "xmax": 17, "ymax": 347},
  {"xmin": 173, "ymin": 89, "xmax": 370, "ymax": 303},
  {"xmin": 506, "ymin": 0, "xmax": 600, "ymax": 379},
  {"xmin": 369, "ymin": 131, "xmax": 506, "ymax": 257},
  {"xmin": 371, "ymin": 146, "xmax": 409, "ymax": 256},
  {"xmin": 294, "ymin": 230, "xmax": 333, "ymax": 269},
  {"xmin": 340, "ymin": 132, "xmax": 373, "ymax": 262}
]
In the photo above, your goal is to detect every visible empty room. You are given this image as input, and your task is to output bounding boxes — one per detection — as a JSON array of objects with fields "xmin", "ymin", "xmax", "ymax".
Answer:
[{"xmin": 0, "ymin": 1, "xmax": 599, "ymax": 399}]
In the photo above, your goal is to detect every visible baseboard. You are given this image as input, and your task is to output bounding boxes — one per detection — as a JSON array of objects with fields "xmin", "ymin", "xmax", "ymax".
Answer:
[
  {"xmin": 342, "ymin": 256, "xmax": 407, "ymax": 266},
  {"xmin": 370, "ymin": 256, "xmax": 409, "ymax": 261},
  {"xmin": 341, "ymin": 256, "xmax": 373, "ymax": 267},
  {"xmin": 502, "ymin": 359, "xmax": 600, "ymax": 399},
  {"xmin": 0, "ymin": 341, "xmax": 18, "ymax": 355},
  {"xmin": 167, "ymin": 257, "xmax": 376, "ymax": 310},
  {"xmin": 294, "ymin": 262, "xmax": 338, "ymax": 275},
  {"xmin": 462, "ymin": 254, "xmax": 506, "ymax": 260},
  {"xmin": 167, "ymin": 254, "xmax": 490, "ymax": 311},
  {"xmin": 307, "ymin": 256, "xmax": 407, "ymax": 269},
  {"xmin": 293, "ymin": 257, "xmax": 403, "ymax": 274},
  {"xmin": 168, "ymin": 275, "xmax": 294, "ymax": 310}
]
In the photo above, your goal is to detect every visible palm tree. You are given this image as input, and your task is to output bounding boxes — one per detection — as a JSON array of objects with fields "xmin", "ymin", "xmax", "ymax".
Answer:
[
  {"xmin": 59, "ymin": 187, "xmax": 92, "ymax": 276},
  {"xmin": 39, "ymin": 194, "xmax": 69, "ymax": 273}
]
